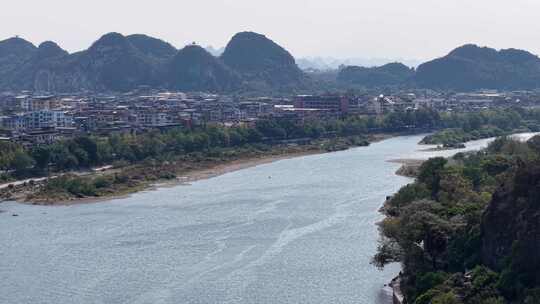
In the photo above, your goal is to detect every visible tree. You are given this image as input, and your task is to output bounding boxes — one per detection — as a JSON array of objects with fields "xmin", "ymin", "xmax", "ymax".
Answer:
[
  {"xmin": 432, "ymin": 292, "xmax": 461, "ymax": 304},
  {"xmin": 31, "ymin": 146, "xmax": 51, "ymax": 172},
  {"xmin": 11, "ymin": 150, "xmax": 34, "ymax": 174},
  {"xmin": 74, "ymin": 136, "xmax": 99, "ymax": 165},
  {"xmin": 418, "ymin": 157, "xmax": 448, "ymax": 195}
]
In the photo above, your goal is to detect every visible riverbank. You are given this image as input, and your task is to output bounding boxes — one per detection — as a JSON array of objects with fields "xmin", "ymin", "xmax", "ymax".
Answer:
[
  {"xmin": 419, "ymin": 126, "xmax": 532, "ymax": 147},
  {"xmin": 380, "ymin": 132, "xmax": 540, "ymax": 304},
  {"xmin": 1, "ymin": 134, "xmax": 392, "ymax": 205},
  {"xmin": 388, "ymin": 159, "xmax": 425, "ymax": 178},
  {"xmin": 417, "ymin": 145, "xmax": 463, "ymax": 152},
  {"xmin": 1, "ymin": 131, "xmax": 423, "ymax": 304},
  {"xmin": 62, "ymin": 149, "xmax": 324, "ymax": 205}
]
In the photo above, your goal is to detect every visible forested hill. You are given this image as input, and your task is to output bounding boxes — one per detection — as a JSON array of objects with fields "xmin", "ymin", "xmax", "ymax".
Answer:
[
  {"xmin": 336, "ymin": 44, "xmax": 540, "ymax": 90},
  {"xmin": 0, "ymin": 32, "xmax": 308, "ymax": 94},
  {"xmin": 415, "ymin": 44, "xmax": 540, "ymax": 90},
  {"xmin": 221, "ymin": 32, "xmax": 307, "ymax": 92},
  {"xmin": 4, "ymin": 32, "xmax": 540, "ymax": 93},
  {"xmin": 336, "ymin": 62, "xmax": 414, "ymax": 87},
  {"xmin": 375, "ymin": 135, "xmax": 540, "ymax": 303}
]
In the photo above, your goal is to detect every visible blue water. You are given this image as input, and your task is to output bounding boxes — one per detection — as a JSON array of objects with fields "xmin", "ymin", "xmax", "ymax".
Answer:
[{"xmin": 0, "ymin": 134, "xmax": 508, "ymax": 304}]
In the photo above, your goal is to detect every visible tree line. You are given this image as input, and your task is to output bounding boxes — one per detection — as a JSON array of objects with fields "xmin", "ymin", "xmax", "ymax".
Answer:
[{"xmin": 1, "ymin": 107, "xmax": 537, "ymax": 181}]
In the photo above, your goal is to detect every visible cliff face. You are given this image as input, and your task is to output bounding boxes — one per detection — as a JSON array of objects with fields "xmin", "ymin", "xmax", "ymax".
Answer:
[{"xmin": 481, "ymin": 163, "xmax": 540, "ymax": 283}]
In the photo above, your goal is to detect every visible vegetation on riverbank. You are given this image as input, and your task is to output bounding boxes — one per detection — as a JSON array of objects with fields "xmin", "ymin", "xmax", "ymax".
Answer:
[
  {"xmin": 392, "ymin": 159, "xmax": 425, "ymax": 178},
  {"xmin": 375, "ymin": 135, "xmax": 540, "ymax": 304},
  {"xmin": 420, "ymin": 108, "xmax": 540, "ymax": 147},
  {"xmin": 0, "ymin": 109, "xmax": 441, "ymax": 181},
  {"xmin": 4, "ymin": 107, "xmax": 540, "ymax": 203},
  {"xmin": 0, "ymin": 108, "xmax": 441, "ymax": 202},
  {"xmin": 421, "ymin": 127, "xmax": 505, "ymax": 147},
  {"xmin": 2, "ymin": 135, "xmax": 372, "ymax": 203}
]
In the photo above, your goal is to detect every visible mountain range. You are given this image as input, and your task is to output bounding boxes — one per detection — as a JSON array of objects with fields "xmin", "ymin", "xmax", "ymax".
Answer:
[
  {"xmin": 336, "ymin": 44, "xmax": 540, "ymax": 90},
  {"xmin": 414, "ymin": 44, "xmax": 540, "ymax": 90},
  {"xmin": 2, "ymin": 31, "xmax": 540, "ymax": 93},
  {"xmin": 297, "ymin": 56, "xmax": 422, "ymax": 71},
  {"xmin": 337, "ymin": 62, "xmax": 415, "ymax": 87},
  {"xmin": 0, "ymin": 31, "xmax": 307, "ymax": 93}
]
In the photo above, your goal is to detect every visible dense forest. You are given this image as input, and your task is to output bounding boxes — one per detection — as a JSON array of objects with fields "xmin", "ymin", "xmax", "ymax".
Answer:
[{"xmin": 374, "ymin": 135, "xmax": 540, "ymax": 303}]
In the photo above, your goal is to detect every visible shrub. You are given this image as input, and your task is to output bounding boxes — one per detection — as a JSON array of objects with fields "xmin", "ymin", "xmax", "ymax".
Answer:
[
  {"xmin": 416, "ymin": 272, "xmax": 449, "ymax": 295},
  {"xmin": 93, "ymin": 176, "xmax": 112, "ymax": 189}
]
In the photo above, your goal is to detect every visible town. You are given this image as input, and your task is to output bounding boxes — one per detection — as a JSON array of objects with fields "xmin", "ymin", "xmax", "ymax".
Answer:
[{"xmin": 1, "ymin": 88, "xmax": 538, "ymax": 146}]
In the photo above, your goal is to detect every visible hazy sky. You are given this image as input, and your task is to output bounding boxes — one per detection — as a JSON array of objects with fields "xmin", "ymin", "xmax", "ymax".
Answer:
[{"xmin": 2, "ymin": 0, "xmax": 540, "ymax": 61}]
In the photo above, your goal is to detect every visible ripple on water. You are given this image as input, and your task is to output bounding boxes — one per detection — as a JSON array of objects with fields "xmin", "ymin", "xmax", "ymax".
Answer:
[{"xmin": 1, "ymin": 134, "xmax": 509, "ymax": 304}]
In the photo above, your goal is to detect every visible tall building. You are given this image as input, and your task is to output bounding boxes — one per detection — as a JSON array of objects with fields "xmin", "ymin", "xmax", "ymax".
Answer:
[
  {"xmin": 26, "ymin": 111, "xmax": 73, "ymax": 129},
  {"xmin": 293, "ymin": 95, "xmax": 350, "ymax": 115}
]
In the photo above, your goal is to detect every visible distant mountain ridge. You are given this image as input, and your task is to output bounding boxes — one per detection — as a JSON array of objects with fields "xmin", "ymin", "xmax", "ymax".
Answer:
[
  {"xmin": 0, "ymin": 37, "xmax": 39, "ymax": 89},
  {"xmin": 337, "ymin": 62, "xmax": 414, "ymax": 87},
  {"xmin": 221, "ymin": 32, "xmax": 307, "ymax": 91},
  {"xmin": 0, "ymin": 31, "xmax": 308, "ymax": 93},
  {"xmin": 297, "ymin": 56, "xmax": 422, "ymax": 71},
  {"xmin": 125, "ymin": 34, "xmax": 177, "ymax": 61},
  {"xmin": 2, "ymin": 34, "xmax": 540, "ymax": 92},
  {"xmin": 167, "ymin": 44, "xmax": 240, "ymax": 92},
  {"xmin": 415, "ymin": 44, "xmax": 540, "ymax": 90},
  {"xmin": 336, "ymin": 44, "xmax": 540, "ymax": 90}
]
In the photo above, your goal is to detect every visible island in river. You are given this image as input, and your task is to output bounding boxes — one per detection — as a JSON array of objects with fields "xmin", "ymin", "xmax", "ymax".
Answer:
[{"xmin": 0, "ymin": 134, "xmax": 519, "ymax": 304}]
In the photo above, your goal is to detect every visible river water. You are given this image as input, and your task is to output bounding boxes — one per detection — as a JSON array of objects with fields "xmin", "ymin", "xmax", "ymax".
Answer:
[{"xmin": 0, "ymin": 134, "xmax": 533, "ymax": 304}]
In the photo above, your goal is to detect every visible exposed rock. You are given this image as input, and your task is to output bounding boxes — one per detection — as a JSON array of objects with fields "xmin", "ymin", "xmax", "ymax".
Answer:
[{"xmin": 482, "ymin": 162, "xmax": 540, "ymax": 278}]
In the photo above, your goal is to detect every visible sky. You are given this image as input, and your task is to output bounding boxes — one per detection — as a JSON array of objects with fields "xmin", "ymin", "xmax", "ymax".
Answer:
[{"xmin": 2, "ymin": 0, "xmax": 540, "ymax": 62}]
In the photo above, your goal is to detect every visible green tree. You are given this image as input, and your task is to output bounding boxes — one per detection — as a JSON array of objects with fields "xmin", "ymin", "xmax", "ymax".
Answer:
[
  {"xmin": 11, "ymin": 150, "xmax": 35, "ymax": 174},
  {"xmin": 31, "ymin": 146, "xmax": 51, "ymax": 171}
]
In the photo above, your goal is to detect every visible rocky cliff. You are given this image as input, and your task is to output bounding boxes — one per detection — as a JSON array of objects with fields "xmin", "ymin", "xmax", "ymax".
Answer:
[{"xmin": 482, "ymin": 161, "xmax": 540, "ymax": 293}]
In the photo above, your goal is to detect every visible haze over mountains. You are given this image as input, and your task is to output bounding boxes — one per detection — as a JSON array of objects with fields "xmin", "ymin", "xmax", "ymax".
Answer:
[
  {"xmin": 0, "ymin": 31, "xmax": 307, "ymax": 93},
  {"xmin": 2, "ymin": 31, "xmax": 540, "ymax": 93},
  {"xmin": 296, "ymin": 57, "xmax": 422, "ymax": 71},
  {"xmin": 337, "ymin": 63, "xmax": 415, "ymax": 88}
]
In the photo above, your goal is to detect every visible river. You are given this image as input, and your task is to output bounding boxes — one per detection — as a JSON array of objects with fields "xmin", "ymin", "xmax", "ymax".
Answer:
[{"xmin": 0, "ymin": 134, "xmax": 534, "ymax": 304}]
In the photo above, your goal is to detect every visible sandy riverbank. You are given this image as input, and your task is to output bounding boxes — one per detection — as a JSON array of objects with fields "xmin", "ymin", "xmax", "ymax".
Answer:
[
  {"xmin": 388, "ymin": 158, "xmax": 425, "ymax": 178},
  {"xmin": 145, "ymin": 150, "xmax": 324, "ymax": 193},
  {"xmin": 171, "ymin": 133, "xmax": 395, "ymax": 184},
  {"xmin": 2, "ymin": 133, "xmax": 399, "ymax": 206},
  {"xmin": 18, "ymin": 150, "xmax": 323, "ymax": 206}
]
